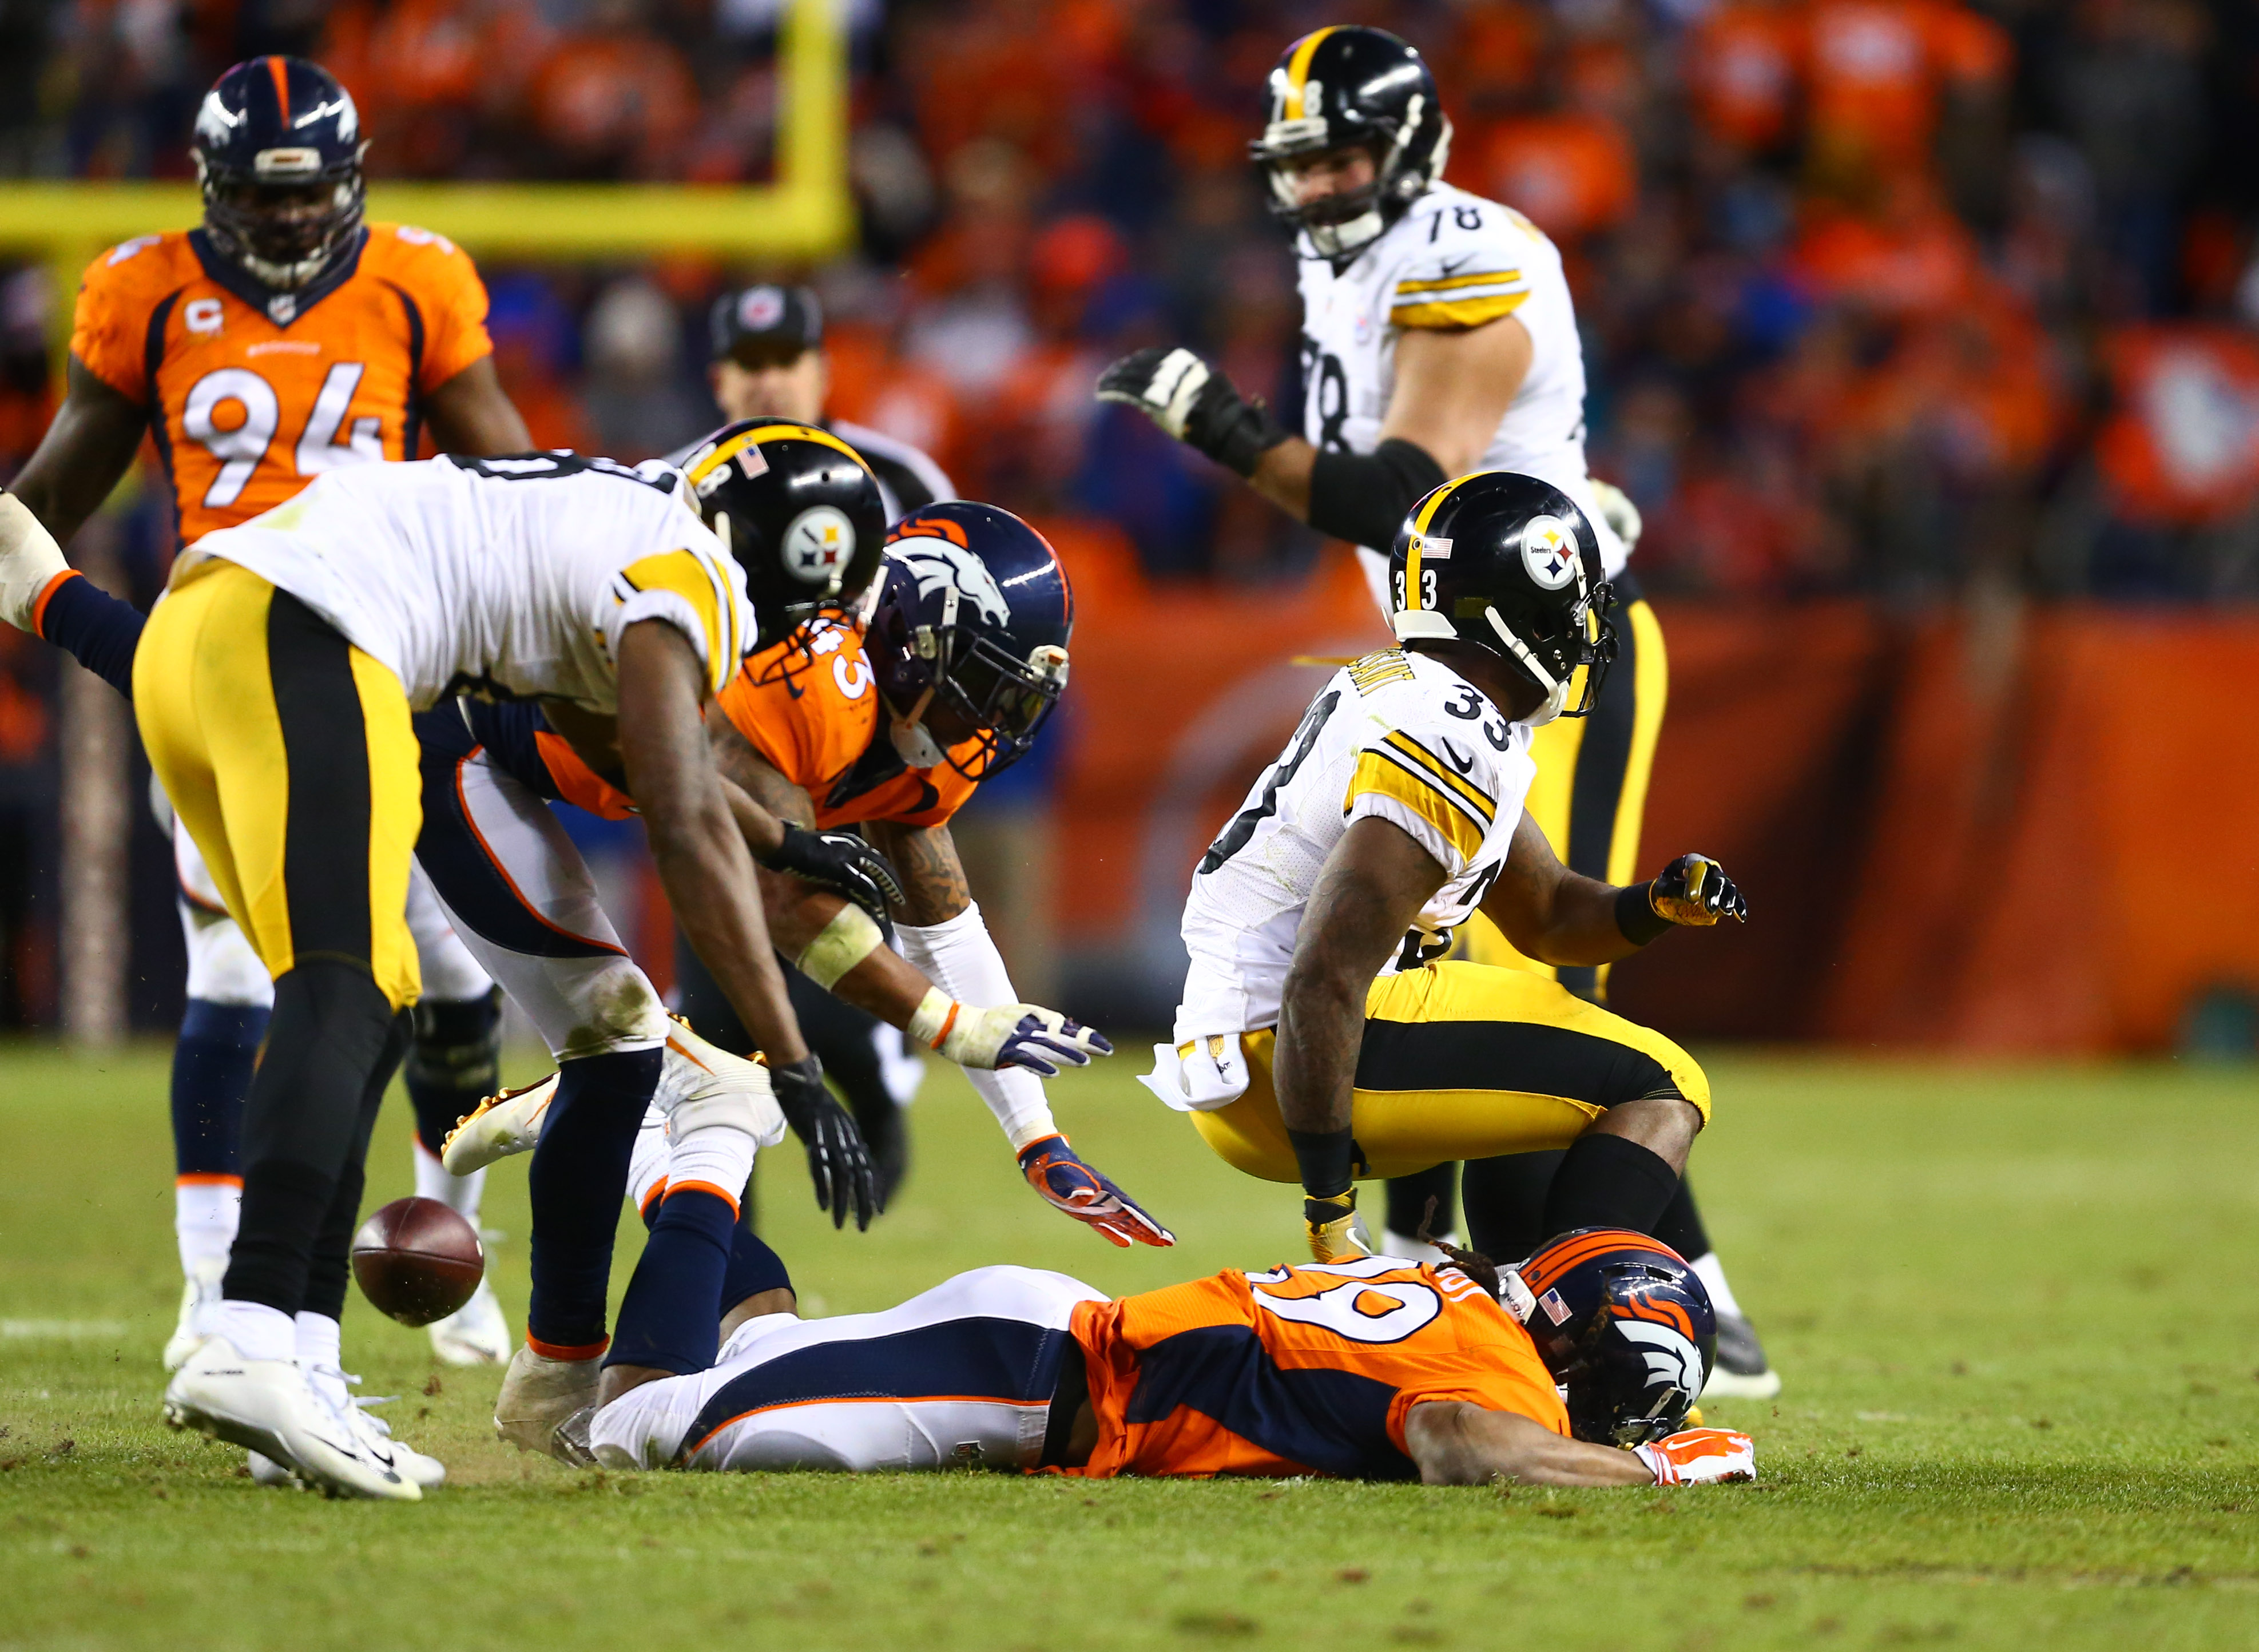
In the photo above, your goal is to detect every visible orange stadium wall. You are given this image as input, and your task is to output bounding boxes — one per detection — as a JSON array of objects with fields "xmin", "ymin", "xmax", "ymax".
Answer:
[{"xmin": 1042, "ymin": 528, "xmax": 2259, "ymax": 1053}]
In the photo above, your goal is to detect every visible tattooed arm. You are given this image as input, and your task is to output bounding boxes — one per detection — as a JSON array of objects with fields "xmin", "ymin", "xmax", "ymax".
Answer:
[{"xmin": 859, "ymin": 819, "xmax": 972, "ymax": 927}]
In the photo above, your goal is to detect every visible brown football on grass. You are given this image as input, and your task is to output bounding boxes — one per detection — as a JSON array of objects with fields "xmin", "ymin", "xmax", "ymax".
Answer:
[{"xmin": 351, "ymin": 1196, "xmax": 483, "ymax": 1327}]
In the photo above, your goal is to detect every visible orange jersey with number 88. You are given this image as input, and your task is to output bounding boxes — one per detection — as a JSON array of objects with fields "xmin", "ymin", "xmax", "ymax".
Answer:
[
  {"xmin": 70, "ymin": 224, "xmax": 494, "ymax": 545},
  {"xmin": 1066, "ymin": 1256, "xmax": 1569, "ymax": 1480}
]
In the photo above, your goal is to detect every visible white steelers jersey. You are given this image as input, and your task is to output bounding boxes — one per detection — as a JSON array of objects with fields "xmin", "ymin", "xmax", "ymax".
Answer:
[
  {"xmin": 1174, "ymin": 646, "xmax": 1538, "ymax": 1042},
  {"xmin": 1295, "ymin": 182, "xmax": 1627, "ymax": 597},
  {"xmin": 180, "ymin": 452, "xmax": 751, "ymax": 713}
]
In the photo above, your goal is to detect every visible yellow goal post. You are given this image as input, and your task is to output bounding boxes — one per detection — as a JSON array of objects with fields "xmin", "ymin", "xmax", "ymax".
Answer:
[
  {"xmin": 1, "ymin": 0, "xmax": 850, "ymax": 1045},
  {"xmin": 0, "ymin": 0, "xmax": 853, "ymax": 380}
]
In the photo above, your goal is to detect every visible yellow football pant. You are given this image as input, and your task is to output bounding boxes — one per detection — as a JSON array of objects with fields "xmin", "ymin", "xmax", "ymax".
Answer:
[
  {"xmin": 134, "ymin": 559, "xmax": 422, "ymax": 1012},
  {"xmin": 1187, "ymin": 961, "xmax": 1710, "ymax": 1184},
  {"xmin": 1462, "ymin": 596, "xmax": 1668, "ymax": 999}
]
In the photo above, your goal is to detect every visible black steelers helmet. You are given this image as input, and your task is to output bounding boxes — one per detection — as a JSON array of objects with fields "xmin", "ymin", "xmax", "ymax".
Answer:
[
  {"xmin": 1250, "ymin": 26, "xmax": 1452, "ymax": 260},
  {"xmin": 1502, "ymin": 1230, "xmax": 1717, "ymax": 1447},
  {"xmin": 192, "ymin": 57, "xmax": 367, "ymax": 297},
  {"xmin": 1389, "ymin": 471, "xmax": 1616, "ymax": 725},
  {"xmin": 677, "ymin": 420, "xmax": 887, "ymax": 652}
]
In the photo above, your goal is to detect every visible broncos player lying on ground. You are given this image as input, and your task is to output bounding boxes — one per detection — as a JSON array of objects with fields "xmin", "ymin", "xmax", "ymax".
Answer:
[
  {"xmin": 1102, "ymin": 23, "xmax": 1779, "ymax": 1400},
  {"xmin": 1142, "ymin": 472, "xmax": 1746, "ymax": 1268},
  {"xmin": 0, "ymin": 438, "xmax": 928, "ymax": 1498},
  {"xmin": 579, "ymin": 1107, "xmax": 1750, "ymax": 1487},
  {"xmin": 7, "ymin": 54, "xmax": 539, "ymax": 1373}
]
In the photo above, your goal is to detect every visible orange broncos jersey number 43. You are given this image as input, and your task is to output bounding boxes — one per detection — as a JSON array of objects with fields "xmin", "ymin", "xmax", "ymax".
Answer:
[{"xmin": 70, "ymin": 223, "xmax": 495, "ymax": 543}]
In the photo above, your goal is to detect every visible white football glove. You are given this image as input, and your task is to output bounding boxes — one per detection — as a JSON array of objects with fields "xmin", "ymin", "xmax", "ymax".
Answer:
[
  {"xmin": 1634, "ymin": 1428, "xmax": 1756, "ymax": 1485},
  {"xmin": 907, "ymin": 988, "xmax": 1113, "ymax": 1077},
  {"xmin": 1589, "ymin": 478, "xmax": 1643, "ymax": 554},
  {"xmin": 0, "ymin": 493, "xmax": 71, "ymax": 633},
  {"xmin": 1095, "ymin": 346, "xmax": 1215, "ymax": 439}
]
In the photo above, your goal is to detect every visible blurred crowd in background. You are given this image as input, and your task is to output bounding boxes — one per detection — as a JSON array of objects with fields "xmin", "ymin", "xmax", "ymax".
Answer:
[
  {"xmin": 5, "ymin": 0, "xmax": 2259, "ymax": 599},
  {"xmin": 4, "ymin": 0, "xmax": 2259, "ymax": 1028}
]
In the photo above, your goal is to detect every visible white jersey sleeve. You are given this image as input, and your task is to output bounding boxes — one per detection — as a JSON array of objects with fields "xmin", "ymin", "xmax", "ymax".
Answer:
[
  {"xmin": 1377, "ymin": 197, "xmax": 1538, "ymax": 334},
  {"xmin": 601, "ymin": 542, "xmax": 748, "ymax": 702}
]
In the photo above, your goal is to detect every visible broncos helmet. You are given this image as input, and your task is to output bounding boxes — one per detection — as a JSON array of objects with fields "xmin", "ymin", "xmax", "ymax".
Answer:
[
  {"xmin": 192, "ymin": 57, "xmax": 368, "ymax": 295},
  {"xmin": 677, "ymin": 420, "xmax": 887, "ymax": 652},
  {"xmin": 1501, "ymin": 1229, "xmax": 1717, "ymax": 1447},
  {"xmin": 868, "ymin": 502, "xmax": 1073, "ymax": 781},
  {"xmin": 1390, "ymin": 471, "xmax": 1616, "ymax": 726},
  {"xmin": 1250, "ymin": 26, "xmax": 1452, "ymax": 260}
]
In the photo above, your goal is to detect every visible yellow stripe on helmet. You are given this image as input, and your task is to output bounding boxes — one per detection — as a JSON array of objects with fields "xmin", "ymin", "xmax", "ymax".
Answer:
[
  {"xmin": 1281, "ymin": 27, "xmax": 1340, "ymax": 120},
  {"xmin": 685, "ymin": 422, "xmax": 874, "ymax": 490},
  {"xmin": 1403, "ymin": 472, "xmax": 1478, "ymax": 612}
]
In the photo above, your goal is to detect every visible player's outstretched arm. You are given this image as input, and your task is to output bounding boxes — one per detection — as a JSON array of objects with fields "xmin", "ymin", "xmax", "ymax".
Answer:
[
  {"xmin": 617, "ymin": 619, "xmax": 876, "ymax": 1229},
  {"xmin": 420, "ymin": 357, "xmax": 534, "ymax": 457},
  {"xmin": 1403, "ymin": 1403, "xmax": 1753, "ymax": 1488},
  {"xmin": 7, "ymin": 358, "xmax": 148, "ymax": 549},
  {"xmin": 1484, "ymin": 812, "xmax": 1748, "ymax": 966},
  {"xmin": 1276, "ymin": 816, "xmax": 1447, "ymax": 1259}
]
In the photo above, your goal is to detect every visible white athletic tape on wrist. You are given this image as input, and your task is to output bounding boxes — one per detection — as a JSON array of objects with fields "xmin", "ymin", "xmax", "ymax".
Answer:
[
  {"xmin": 795, "ymin": 903, "xmax": 884, "ymax": 990},
  {"xmin": 907, "ymin": 985, "xmax": 960, "ymax": 1052}
]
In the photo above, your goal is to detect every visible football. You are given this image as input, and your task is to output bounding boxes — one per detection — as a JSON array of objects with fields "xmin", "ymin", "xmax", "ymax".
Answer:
[{"xmin": 350, "ymin": 1197, "xmax": 485, "ymax": 1327}]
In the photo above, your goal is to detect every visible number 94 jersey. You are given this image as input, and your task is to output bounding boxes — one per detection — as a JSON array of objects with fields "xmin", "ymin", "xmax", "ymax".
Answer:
[
  {"xmin": 70, "ymin": 224, "xmax": 494, "ymax": 544},
  {"xmin": 1176, "ymin": 646, "xmax": 1536, "ymax": 1043}
]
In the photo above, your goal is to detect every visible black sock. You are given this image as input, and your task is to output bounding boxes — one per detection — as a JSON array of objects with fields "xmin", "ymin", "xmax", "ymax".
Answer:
[
  {"xmin": 303, "ymin": 1014, "xmax": 409, "ymax": 1323},
  {"xmin": 1459, "ymin": 1150, "xmax": 1567, "ymax": 1261},
  {"xmin": 1651, "ymin": 1173, "xmax": 1712, "ymax": 1262},
  {"xmin": 224, "ymin": 963, "xmax": 400, "ymax": 1315},
  {"xmin": 1384, "ymin": 1162, "xmax": 1459, "ymax": 1240},
  {"xmin": 526, "ymin": 1047, "xmax": 663, "ymax": 1352},
  {"xmin": 609, "ymin": 1188, "xmax": 738, "ymax": 1375},
  {"xmin": 1541, "ymin": 1132, "xmax": 1680, "ymax": 1241},
  {"xmin": 404, "ymin": 986, "xmax": 502, "ymax": 1155}
]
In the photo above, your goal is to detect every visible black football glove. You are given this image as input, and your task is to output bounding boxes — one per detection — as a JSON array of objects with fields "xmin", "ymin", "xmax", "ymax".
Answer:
[
  {"xmin": 1096, "ymin": 346, "xmax": 1290, "ymax": 477},
  {"xmin": 768, "ymin": 1054, "xmax": 880, "ymax": 1231},
  {"xmin": 1648, "ymin": 853, "xmax": 1749, "ymax": 926},
  {"xmin": 759, "ymin": 825, "xmax": 903, "ymax": 936}
]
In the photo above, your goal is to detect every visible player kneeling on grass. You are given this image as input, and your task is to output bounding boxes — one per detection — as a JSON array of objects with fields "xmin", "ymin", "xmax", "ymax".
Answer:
[
  {"xmin": 1142, "ymin": 472, "xmax": 1746, "ymax": 1265},
  {"xmin": 581, "ymin": 1180, "xmax": 1751, "ymax": 1487}
]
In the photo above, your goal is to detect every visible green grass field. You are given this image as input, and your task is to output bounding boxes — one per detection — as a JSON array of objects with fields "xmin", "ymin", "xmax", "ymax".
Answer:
[{"xmin": 3, "ymin": 1042, "xmax": 2256, "ymax": 1651}]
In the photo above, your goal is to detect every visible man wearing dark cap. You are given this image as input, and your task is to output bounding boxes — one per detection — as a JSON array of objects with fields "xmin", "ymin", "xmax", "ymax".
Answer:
[
  {"xmin": 671, "ymin": 283, "xmax": 958, "ymax": 1208},
  {"xmin": 696, "ymin": 284, "xmax": 954, "ymax": 520}
]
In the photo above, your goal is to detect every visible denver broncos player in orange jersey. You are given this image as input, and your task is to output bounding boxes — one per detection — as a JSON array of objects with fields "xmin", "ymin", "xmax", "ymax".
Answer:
[
  {"xmin": 585, "ymin": 1223, "xmax": 1753, "ymax": 1487},
  {"xmin": 7, "ymin": 56, "xmax": 535, "ymax": 1373}
]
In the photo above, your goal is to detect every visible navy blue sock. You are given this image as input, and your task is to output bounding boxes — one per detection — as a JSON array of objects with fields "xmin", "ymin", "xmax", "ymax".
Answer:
[
  {"xmin": 172, "ymin": 999, "xmax": 268, "ymax": 1178},
  {"xmin": 720, "ymin": 1224, "xmax": 793, "ymax": 1312},
  {"xmin": 404, "ymin": 987, "xmax": 502, "ymax": 1155},
  {"xmin": 608, "ymin": 1188, "xmax": 739, "ymax": 1375},
  {"xmin": 38, "ymin": 573, "xmax": 145, "ymax": 698},
  {"xmin": 525, "ymin": 1047, "xmax": 661, "ymax": 1355}
]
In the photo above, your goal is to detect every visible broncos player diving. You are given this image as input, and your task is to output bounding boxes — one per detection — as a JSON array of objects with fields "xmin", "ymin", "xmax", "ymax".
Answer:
[
  {"xmin": 1141, "ymin": 472, "xmax": 1745, "ymax": 1272},
  {"xmin": 1100, "ymin": 23, "xmax": 1777, "ymax": 1397}
]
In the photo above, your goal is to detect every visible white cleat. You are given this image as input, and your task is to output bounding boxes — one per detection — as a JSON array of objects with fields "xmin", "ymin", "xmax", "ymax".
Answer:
[
  {"xmin": 164, "ymin": 1337, "xmax": 419, "ymax": 1500},
  {"xmin": 495, "ymin": 1343, "xmax": 602, "ymax": 1465},
  {"xmin": 656, "ymin": 1019, "xmax": 787, "ymax": 1145},
  {"xmin": 443, "ymin": 1074, "xmax": 557, "ymax": 1176},
  {"xmin": 1380, "ymin": 1229, "xmax": 1458, "ymax": 1265},
  {"xmin": 248, "ymin": 1451, "xmax": 296, "ymax": 1486},
  {"xmin": 163, "ymin": 1256, "xmax": 229, "ymax": 1373},
  {"xmin": 428, "ymin": 1277, "xmax": 513, "ymax": 1367},
  {"xmin": 248, "ymin": 1376, "xmax": 447, "ymax": 1492}
]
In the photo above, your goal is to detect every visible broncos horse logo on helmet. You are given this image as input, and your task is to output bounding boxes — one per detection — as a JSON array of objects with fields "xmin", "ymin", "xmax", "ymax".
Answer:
[
  {"xmin": 1500, "ymin": 1229, "xmax": 1717, "ymax": 1447},
  {"xmin": 870, "ymin": 503, "xmax": 1073, "ymax": 782},
  {"xmin": 677, "ymin": 419, "xmax": 887, "ymax": 654}
]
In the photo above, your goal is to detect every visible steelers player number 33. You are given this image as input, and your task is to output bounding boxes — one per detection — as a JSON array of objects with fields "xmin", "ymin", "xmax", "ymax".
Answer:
[{"xmin": 183, "ymin": 362, "xmax": 383, "ymax": 510}]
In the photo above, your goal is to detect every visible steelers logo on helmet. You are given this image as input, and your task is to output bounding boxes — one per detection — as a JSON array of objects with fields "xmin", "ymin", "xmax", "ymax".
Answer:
[
  {"xmin": 1520, "ymin": 514, "xmax": 1578, "ymax": 590},
  {"xmin": 677, "ymin": 417, "xmax": 887, "ymax": 654},
  {"xmin": 781, "ymin": 505, "xmax": 856, "ymax": 591}
]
